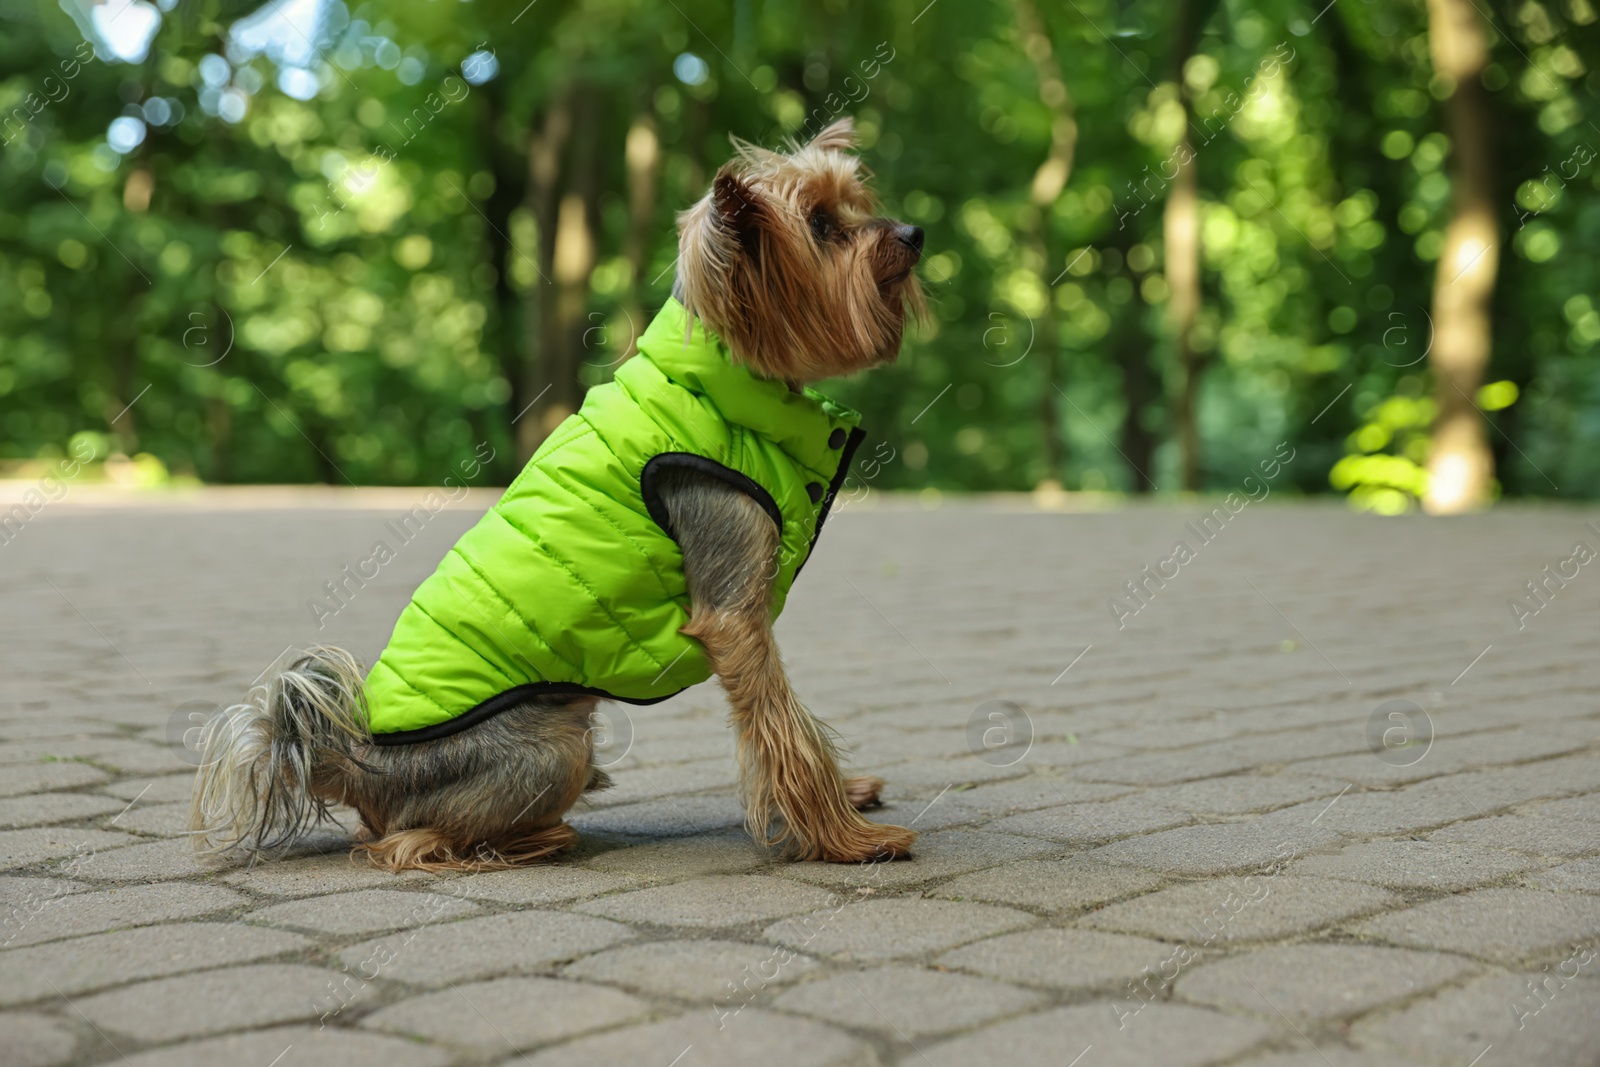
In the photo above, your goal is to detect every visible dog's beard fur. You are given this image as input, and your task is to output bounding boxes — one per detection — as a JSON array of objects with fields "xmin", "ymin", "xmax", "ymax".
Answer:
[
  {"xmin": 190, "ymin": 117, "xmax": 922, "ymax": 870},
  {"xmin": 677, "ymin": 117, "xmax": 925, "ymax": 382}
]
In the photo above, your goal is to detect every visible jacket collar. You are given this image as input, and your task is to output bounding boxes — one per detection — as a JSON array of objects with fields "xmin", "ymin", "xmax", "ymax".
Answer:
[{"xmin": 634, "ymin": 299, "xmax": 861, "ymax": 476}]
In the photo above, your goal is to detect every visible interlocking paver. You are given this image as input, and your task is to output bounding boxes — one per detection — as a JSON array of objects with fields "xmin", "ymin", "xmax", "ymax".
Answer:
[
  {"xmin": 10, "ymin": 498, "xmax": 1600, "ymax": 1058},
  {"xmin": 0, "ymin": 792, "xmax": 125, "ymax": 828},
  {"xmin": 362, "ymin": 975, "xmax": 651, "ymax": 1050},
  {"xmin": 246, "ymin": 887, "xmax": 480, "ymax": 935},
  {"xmin": 764, "ymin": 898, "xmax": 1035, "ymax": 960},
  {"xmin": 74, "ymin": 963, "xmax": 346, "ymax": 1041},
  {"xmin": 778, "ymin": 830, "xmax": 1058, "ymax": 889},
  {"xmin": 564, "ymin": 937, "xmax": 823, "ymax": 1000},
  {"xmin": 0, "ymin": 922, "xmax": 309, "ymax": 1006},
  {"xmin": 0, "ymin": 1013, "xmax": 76, "ymax": 1067},
  {"xmin": 574, "ymin": 874, "xmax": 839, "ymax": 927},
  {"xmin": 1286, "ymin": 839, "xmax": 1545, "ymax": 890},
  {"xmin": 1353, "ymin": 887, "xmax": 1600, "ymax": 964},
  {"xmin": 1174, "ymin": 942, "xmax": 1477, "ymax": 1021},
  {"xmin": 912, "ymin": 1002, "xmax": 1275, "ymax": 1067},
  {"xmin": 771, "ymin": 964, "xmax": 1043, "ymax": 1037},
  {"xmin": 988, "ymin": 794, "xmax": 1193, "ymax": 845},
  {"xmin": 111, "ymin": 1025, "xmax": 452, "ymax": 1067},
  {"xmin": 336, "ymin": 910, "xmax": 634, "ymax": 983},
  {"xmin": 1080, "ymin": 876, "xmax": 1399, "ymax": 943},
  {"xmin": 1427, "ymin": 813, "xmax": 1600, "ymax": 857},
  {"xmin": 517, "ymin": 1008, "xmax": 869, "ymax": 1067},
  {"xmin": 1352, "ymin": 970, "xmax": 1600, "ymax": 1065},
  {"xmin": 4, "ymin": 880, "xmax": 245, "ymax": 947},
  {"xmin": 933, "ymin": 856, "xmax": 1166, "ymax": 913},
  {"xmin": 938, "ymin": 927, "xmax": 1179, "ymax": 993}
]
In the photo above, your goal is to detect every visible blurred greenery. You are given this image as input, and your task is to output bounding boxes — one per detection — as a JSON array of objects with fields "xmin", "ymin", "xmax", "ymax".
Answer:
[{"xmin": 1, "ymin": 0, "xmax": 1597, "ymax": 511}]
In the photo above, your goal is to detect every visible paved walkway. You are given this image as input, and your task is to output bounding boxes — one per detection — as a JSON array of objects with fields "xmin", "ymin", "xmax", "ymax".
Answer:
[{"xmin": 3, "ymin": 492, "xmax": 1599, "ymax": 1067}]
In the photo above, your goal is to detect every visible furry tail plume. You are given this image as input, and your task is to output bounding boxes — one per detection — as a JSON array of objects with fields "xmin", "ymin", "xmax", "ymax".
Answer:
[{"xmin": 189, "ymin": 646, "xmax": 371, "ymax": 856}]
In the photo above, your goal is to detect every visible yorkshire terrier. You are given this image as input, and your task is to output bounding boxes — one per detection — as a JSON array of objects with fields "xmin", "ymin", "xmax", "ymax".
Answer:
[{"xmin": 191, "ymin": 118, "xmax": 925, "ymax": 870}]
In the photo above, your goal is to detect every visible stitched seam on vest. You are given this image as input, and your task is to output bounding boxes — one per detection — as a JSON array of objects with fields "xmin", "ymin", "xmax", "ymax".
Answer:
[
  {"xmin": 542, "ymin": 429, "xmax": 677, "ymax": 601},
  {"xmin": 370, "ymin": 658, "xmax": 457, "ymax": 723},
  {"xmin": 490, "ymin": 510, "xmax": 671, "ymax": 671},
  {"xmin": 408, "ymin": 595, "xmax": 522, "ymax": 691},
  {"xmin": 448, "ymin": 545, "xmax": 585, "ymax": 677}
]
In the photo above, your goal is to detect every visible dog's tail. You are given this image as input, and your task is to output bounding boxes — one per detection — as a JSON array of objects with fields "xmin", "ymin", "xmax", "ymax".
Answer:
[{"xmin": 189, "ymin": 646, "xmax": 372, "ymax": 856}]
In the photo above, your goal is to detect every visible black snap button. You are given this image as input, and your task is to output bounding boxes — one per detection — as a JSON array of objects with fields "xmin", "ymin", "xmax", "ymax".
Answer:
[
  {"xmin": 828, "ymin": 428, "xmax": 846, "ymax": 449},
  {"xmin": 806, "ymin": 481, "xmax": 824, "ymax": 503}
]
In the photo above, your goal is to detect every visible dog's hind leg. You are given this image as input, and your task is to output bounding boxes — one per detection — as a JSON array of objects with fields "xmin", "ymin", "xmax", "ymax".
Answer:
[{"xmin": 656, "ymin": 468, "xmax": 914, "ymax": 863}]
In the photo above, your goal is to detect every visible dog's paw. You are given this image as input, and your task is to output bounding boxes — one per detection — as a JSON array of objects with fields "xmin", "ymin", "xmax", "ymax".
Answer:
[
  {"xmin": 817, "ymin": 820, "xmax": 917, "ymax": 864},
  {"xmin": 843, "ymin": 775, "xmax": 886, "ymax": 810}
]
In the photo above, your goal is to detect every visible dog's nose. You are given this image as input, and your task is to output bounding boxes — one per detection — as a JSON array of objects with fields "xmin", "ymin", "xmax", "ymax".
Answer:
[{"xmin": 897, "ymin": 225, "xmax": 924, "ymax": 255}]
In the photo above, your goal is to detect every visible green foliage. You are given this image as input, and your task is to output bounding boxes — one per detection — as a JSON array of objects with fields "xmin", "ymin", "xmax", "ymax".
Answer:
[{"xmin": 1, "ymin": 0, "xmax": 1597, "ymax": 499}]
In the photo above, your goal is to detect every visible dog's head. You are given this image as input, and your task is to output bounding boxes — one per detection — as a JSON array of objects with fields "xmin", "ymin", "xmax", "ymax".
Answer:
[{"xmin": 676, "ymin": 117, "xmax": 925, "ymax": 382}]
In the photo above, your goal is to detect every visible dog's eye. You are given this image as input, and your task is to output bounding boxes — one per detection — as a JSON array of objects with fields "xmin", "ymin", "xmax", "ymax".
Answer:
[{"xmin": 809, "ymin": 209, "xmax": 836, "ymax": 244}]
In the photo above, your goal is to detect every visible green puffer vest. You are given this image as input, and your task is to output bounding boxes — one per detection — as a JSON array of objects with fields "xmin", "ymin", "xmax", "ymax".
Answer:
[{"xmin": 364, "ymin": 298, "xmax": 864, "ymax": 744}]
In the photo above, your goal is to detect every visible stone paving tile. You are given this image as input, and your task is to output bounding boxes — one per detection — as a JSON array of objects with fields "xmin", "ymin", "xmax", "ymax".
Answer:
[
  {"xmin": 246, "ymin": 887, "xmax": 480, "ymax": 935},
  {"xmin": 1538, "ymin": 791, "xmax": 1600, "ymax": 820},
  {"xmin": 569, "ymin": 793, "xmax": 746, "ymax": 836},
  {"xmin": 1353, "ymin": 970, "xmax": 1600, "ymax": 1066},
  {"xmin": 939, "ymin": 927, "xmax": 1178, "ymax": 993},
  {"xmin": 74, "ymin": 963, "xmax": 345, "ymax": 1041},
  {"xmin": 1292, "ymin": 725, "xmax": 1599, "ymax": 787},
  {"xmin": 771, "ymin": 964, "xmax": 1044, "ymax": 1038},
  {"xmin": 868, "ymin": 758, "xmax": 1031, "ymax": 792},
  {"xmin": 5, "ymin": 880, "xmax": 246, "ymax": 947},
  {"xmin": 66, "ymin": 835, "xmax": 254, "ymax": 881},
  {"xmin": 0, "ymin": 826, "xmax": 140, "ymax": 869},
  {"xmin": 100, "ymin": 773, "xmax": 193, "ymax": 803},
  {"xmin": 1353, "ymin": 887, "xmax": 1600, "ymax": 964},
  {"xmin": 1081, "ymin": 808, "xmax": 1344, "ymax": 876},
  {"xmin": 0, "ymin": 739, "xmax": 178, "ymax": 774},
  {"xmin": 933, "ymin": 856, "xmax": 1166, "ymax": 914},
  {"xmin": 574, "ymin": 874, "xmax": 840, "ymax": 928},
  {"xmin": 1175, "ymin": 943, "xmax": 1478, "ymax": 1021},
  {"xmin": 988, "ymin": 795, "xmax": 1194, "ymax": 845},
  {"xmin": 1080, "ymin": 877, "xmax": 1400, "ymax": 944},
  {"xmin": 362, "ymin": 975, "xmax": 652, "ymax": 1050},
  {"xmin": 221, "ymin": 852, "xmax": 434, "ymax": 896},
  {"xmin": 0, "ymin": 761, "xmax": 112, "ymax": 796},
  {"xmin": 0, "ymin": 791, "xmax": 126, "ymax": 828},
  {"xmin": 102, "ymin": 799, "xmax": 189, "ymax": 835},
  {"xmin": 0, "ymin": 873, "xmax": 93, "ymax": 905},
  {"xmin": 1287, "ymin": 840, "xmax": 1545, "ymax": 890},
  {"xmin": 912, "ymin": 1002, "xmax": 1275, "ymax": 1067},
  {"xmin": 445, "ymin": 865, "xmax": 636, "ymax": 905},
  {"xmin": 0, "ymin": 1013, "xmax": 77, "ymax": 1067},
  {"xmin": 517, "ymin": 1008, "xmax": 869, "ymax": 1067},
  {"xmin": 1230, "ymin": 1051, "xmax": 1435, "ymax": 1067},
  {"xmin": 336, "ymin": 910, "xmax": 634, "ymax": 984},
  {"xmin": 1071, "ymin": 746, "xmax": 1263, "ymax": 786},
  {"xmin": 564, "ymin": 937, "xmax": 823, "ymax": 1000},
  {"xmin": 0, "ymin": 922, "xmax": 309, "ymax": 1006},
  {"xmin": 581, "ymin": 830, "xmax": 771, "ymax": 878},
  {"xmin": 1526, "ymin": 855, "xmax": 1600, "ymax": 893},
  {"xmin": 1428, "ymin": 814, "xmax": 1600, "ymax": 857},
  {"xmin": 764, "ymin": 898, "xmax": 1036, "ymax": 961},
  {"xmin": 0, "ymin": 717, "xmax": 119, "ymax": 740},
  {"xmin": 936, "ymin": 776, "xmax": 1131, "ymax": 814},
  {"xmin": 1141, "ymin": 772, "xmax": 1350, "ymax": 815},
  {"xmin": 112, "ymin": 1025, "xmax": 452, "ymax": 1067},
  {"xmin": 778, "ymin": 830, "xmax": 1059, "ymax": 890}
]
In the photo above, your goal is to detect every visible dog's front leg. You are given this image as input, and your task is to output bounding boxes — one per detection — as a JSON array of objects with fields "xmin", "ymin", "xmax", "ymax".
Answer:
[{"xmin": 660, "ymin": 470, "xmax": 915, "ymax": 862}]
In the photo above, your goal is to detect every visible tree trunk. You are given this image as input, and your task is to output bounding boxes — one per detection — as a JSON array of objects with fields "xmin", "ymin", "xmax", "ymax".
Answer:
[
  {"xmin": 622, "ymin": 110, "xmax": 661, "ymax": 363},
  {"xmin": 519, "ymin": 87, "xmax": 573, "ymax": 463},
  {"xmin": 479, "ymin": 76, "xmax": 529, "ymax": 480},
  {"xmin": 1011, "ymin": 0, "xmax": 1077, "ymax": 489},
  {"xmin": 1423, "ymin": 0, "xmax": 1497, "ymax": 513},
  {"xmin": 1164, "ymin": 0, "xmax": 1213, "ymax": 491}
]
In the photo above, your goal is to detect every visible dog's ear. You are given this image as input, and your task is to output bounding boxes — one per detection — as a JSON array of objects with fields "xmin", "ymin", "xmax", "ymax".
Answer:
[
  {"xmin": 805, "ymin": 116, "xmax": 857, "ymax": 153},
  {"xmin": 711, "ymin": 167, "xmax": 763, "ymax": 252}
]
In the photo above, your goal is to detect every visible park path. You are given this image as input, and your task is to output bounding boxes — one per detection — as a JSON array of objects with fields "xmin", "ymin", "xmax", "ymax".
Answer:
[{"xmin": 2, "ymin": 490, "xmax": 1598, "ymax": 1066}]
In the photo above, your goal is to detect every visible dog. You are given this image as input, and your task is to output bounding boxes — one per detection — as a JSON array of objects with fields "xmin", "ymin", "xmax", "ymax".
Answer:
[{"xmin": 190, "ymin": 117, "xmax": 925, "ymax": 871}]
